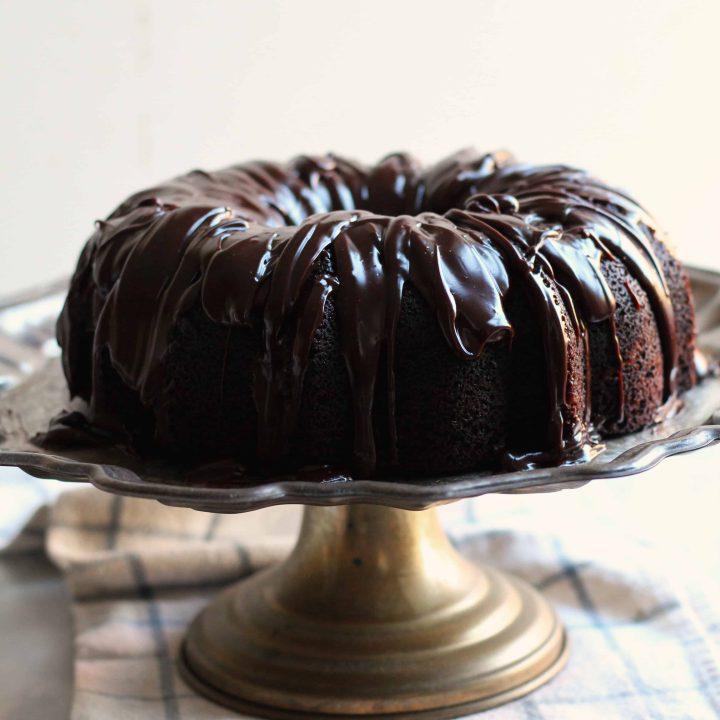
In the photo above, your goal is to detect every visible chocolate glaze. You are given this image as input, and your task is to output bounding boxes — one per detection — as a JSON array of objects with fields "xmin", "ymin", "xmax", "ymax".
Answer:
[{"xmin": 56, "ymin": 149, "xmax": 692, "ymax": 476}]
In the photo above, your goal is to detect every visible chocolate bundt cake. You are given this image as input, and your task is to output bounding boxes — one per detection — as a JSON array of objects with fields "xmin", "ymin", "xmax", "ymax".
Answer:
[{"xmin": 54, "ymin": 149, "xmax": 697, "ymax": 477}]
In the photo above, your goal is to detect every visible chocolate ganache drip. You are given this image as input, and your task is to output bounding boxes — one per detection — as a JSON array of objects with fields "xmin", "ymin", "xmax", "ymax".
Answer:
[{"xmin": 56, "ymin": 149, "xmax": 688, "ymax": 476}]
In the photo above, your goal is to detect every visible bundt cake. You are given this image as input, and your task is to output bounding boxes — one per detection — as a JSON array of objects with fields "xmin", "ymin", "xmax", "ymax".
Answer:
[{"xmin": 51, "ymin": 149, "xmax": 697, "ymax": 477}]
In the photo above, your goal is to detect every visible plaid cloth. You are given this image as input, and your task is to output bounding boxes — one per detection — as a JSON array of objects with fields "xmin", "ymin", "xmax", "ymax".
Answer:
[{"xmin": 1, "ymin": 449, "xmax": 720, "ymax": 720}]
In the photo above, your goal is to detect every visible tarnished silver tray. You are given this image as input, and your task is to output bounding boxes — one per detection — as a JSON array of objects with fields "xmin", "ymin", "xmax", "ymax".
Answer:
[{"xmin": 1, "ymin": 267, "xmax": 720, "ymax": 512}]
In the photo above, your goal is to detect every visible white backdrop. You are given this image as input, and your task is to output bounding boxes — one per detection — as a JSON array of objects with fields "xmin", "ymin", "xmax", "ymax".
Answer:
[{"xmin": 2, "ymin": 0, "xmax": 720, "ymax": 293}]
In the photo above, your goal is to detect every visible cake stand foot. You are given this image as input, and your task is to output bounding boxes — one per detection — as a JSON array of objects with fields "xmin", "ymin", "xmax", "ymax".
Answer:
[{"xmin": 180, "ymin": 504, "xmax": 567, "ymax": 717}]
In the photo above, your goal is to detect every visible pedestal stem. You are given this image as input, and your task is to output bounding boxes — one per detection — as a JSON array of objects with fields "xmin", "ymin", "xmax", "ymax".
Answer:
[
  {"xmin": 277, "ymin": 504, "xmax": 479, "ymax": 621},
  {"xmin": 181, "ymin": 503, "xmax": 567, "ymax": 719}
]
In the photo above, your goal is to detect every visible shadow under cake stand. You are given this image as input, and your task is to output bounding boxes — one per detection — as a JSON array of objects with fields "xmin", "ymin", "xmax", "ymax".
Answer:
[{"xmin": 3, "ymin": 266, "xmax": 720, "ymax": 719}]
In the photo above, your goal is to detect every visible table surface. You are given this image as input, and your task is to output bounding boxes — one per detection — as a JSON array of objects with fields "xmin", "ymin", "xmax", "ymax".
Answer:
[{"xmin": 0, "ymin": 554, "xmax": 73, "ymax": 720}]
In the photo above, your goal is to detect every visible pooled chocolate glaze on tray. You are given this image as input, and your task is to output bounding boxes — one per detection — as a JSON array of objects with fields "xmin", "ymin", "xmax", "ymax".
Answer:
[{"xmin": 52, "ymin": 149, "xmax": 696, "ymax": 477}]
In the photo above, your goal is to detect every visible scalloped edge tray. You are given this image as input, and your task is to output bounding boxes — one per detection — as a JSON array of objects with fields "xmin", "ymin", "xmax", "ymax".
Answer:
[{"xmin": 2, "ymin": 266, "xmax": 720, "ymax": 512}]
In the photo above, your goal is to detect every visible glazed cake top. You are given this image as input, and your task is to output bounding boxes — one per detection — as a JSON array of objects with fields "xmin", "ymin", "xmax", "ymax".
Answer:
[{"xmin": 58, "ymin": 149, "xmax": 680, "ymax": 474}]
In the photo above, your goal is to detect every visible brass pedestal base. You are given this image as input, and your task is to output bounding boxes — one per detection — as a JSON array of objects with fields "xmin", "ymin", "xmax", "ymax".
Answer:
[{"xmin": 180, "ymin": 504, "xmax": 567, "ymax": 718}]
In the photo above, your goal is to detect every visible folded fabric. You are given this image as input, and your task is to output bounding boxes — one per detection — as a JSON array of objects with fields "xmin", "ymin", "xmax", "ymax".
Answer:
[
  {"xmin": 0, "ymin": 469, "xmax": 69, "ymax": 555},
  {"xmin": 48, "ymin": 490, "xmax": 298, "ymax": 720}
]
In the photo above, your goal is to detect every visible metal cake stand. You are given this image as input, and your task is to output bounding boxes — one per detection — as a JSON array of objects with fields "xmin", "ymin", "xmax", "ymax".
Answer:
[{"xmin": 2, "ymin": 268, "xmax": 720, "ymax": 718}]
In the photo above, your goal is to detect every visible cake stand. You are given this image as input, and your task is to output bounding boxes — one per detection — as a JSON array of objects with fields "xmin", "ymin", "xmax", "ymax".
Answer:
[{"xmin": 2, "ymin": 267, "xmax": 720, "ymax": 719}]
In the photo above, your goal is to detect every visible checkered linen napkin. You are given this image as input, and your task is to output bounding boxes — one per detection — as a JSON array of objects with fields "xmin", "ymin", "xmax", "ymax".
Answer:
[{"xmin": 1, "ymin": 448, "xmax": 720, "ymax": 720}]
